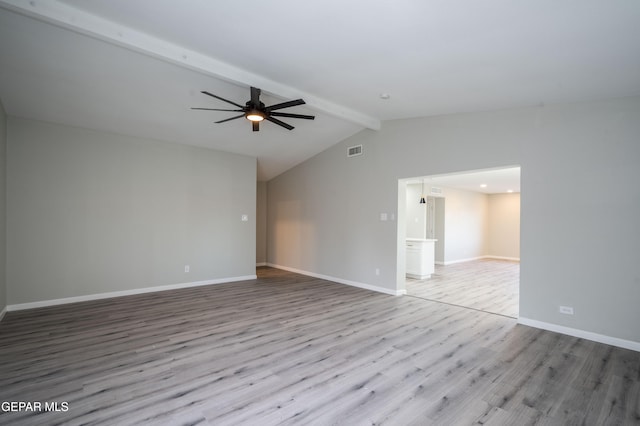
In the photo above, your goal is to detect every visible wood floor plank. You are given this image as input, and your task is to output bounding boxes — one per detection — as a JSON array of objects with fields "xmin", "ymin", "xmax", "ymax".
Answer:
[
  {"xmin": 407, "ymin": 258, "xmax": 519, "ymax": 317},
  {"xmin": 0, "ymin": 266, "xmax": 638, "ymax": 425}
]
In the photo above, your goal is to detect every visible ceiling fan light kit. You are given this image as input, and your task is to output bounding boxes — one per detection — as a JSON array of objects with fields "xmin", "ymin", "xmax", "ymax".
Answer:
[
  {"xmin": 246, "ymin": 110, "xmax": 265, "ymax": 122},
  {"xmin": 192, "ymin": 87, "xmax": 315, "ymax": 131}
]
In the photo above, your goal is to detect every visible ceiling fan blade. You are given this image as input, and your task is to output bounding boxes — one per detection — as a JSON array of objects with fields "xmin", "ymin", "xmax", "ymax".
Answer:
[
  {"xmin": 191, "ymin": 107, "xmax": 244, "ymax": 112},
  {"xmin": 265, "ymin": 99, "xmax": 305, "ymax": 111},
  {"xmin": 252, "ymin": 121, "xmax": 260, "ymax": 132},
  {"xmin": 265, "ymin": 116, "xmax": 294, "ymax": 130},
  {"xmin": 215, "ymin": 114, "xmax": 245, "ymax": 124},
  {"xmin": 250, "ymin": 87, "xmax": 261, "ymax": 106},
  {"xmin": 270, "ymin": 112, "xmax": 315, "ymax": 120},
  {"xmin": 201, "ymin": 91, "xmax": 245, "ymax": 109}
]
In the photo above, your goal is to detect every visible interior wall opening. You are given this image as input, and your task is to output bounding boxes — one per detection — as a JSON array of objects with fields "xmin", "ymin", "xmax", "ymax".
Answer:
[{"xmin": 397, "ymin": 166, "xmax": 521, "ymax": 318}]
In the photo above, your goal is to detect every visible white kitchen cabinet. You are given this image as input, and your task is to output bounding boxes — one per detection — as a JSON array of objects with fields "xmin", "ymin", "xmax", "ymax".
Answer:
[{"xmin": 406, "ymin": 238, "xmax": 436, "ymax": 279}]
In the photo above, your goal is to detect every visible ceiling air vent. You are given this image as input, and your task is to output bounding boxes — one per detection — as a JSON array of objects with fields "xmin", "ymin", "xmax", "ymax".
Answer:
[
  {"xmin": 347, "ymin": 144, "xmax": 363, "ymax": 158},
  {"xmin": 430, "ymin": 187, "xmax": 443, "ymax": 195}
]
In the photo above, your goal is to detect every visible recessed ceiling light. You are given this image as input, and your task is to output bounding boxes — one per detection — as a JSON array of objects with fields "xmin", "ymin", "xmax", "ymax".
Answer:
[
  {"xmin": 379, "ymin": 93, "xmax": 390, "ymax": 100},
  {"xmin": 507, "ymin": 190, "xmax": 514, "ymax": 193},
  {"xmin": 480, "ymin": 184, "xmax": 487, "ymax": 188}
]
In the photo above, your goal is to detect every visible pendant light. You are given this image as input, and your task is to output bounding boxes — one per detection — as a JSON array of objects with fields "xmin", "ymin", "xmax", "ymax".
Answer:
[{"xmin": 419, "ymin": 180, "xmax": 426, "ymax": 204}]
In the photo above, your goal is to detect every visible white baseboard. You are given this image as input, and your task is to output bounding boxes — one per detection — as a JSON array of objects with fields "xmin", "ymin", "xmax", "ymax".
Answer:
[
  {"xmin": 485, "ymin": 255, "xmax": 520, "ymax": 262},
  {"xmin": 442, "ymin": 256, "xmax": 485, "ymax": 265},
  {"xmin": 256, "ymin": 262, "xmax": 267, "ymax": 267},
  {"xmin": 267, "ymin": 263, "xmax": 403, "ymax": 296},
  {"xmin": 518, "ymin": 317, "xmax": 640, "ymax": 352},
  {"xmin": 0, "ymin": 306, "xmax": 6, "ymax": 323},
  {"xmin": 442, "ymin": 255, "xmax": 520, "ymax": 265},
  {"xmin": 6, "ymin": 275, "xmax": 257, "ymax": 312}
]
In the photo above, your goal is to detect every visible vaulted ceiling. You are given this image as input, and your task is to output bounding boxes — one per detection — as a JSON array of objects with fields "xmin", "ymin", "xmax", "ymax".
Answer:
[{"xmin": 1, "ymin": 1, "xmax": 639, "ymax": 180}]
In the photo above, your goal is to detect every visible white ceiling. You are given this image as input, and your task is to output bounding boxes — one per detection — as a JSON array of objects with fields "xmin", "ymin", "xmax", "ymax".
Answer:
[
  {"xmin": 1, "ymin": 1, "xmax": 639, "ymax": 180},
  {"xmin": 408, "ymin": 167, "xmax": 521, "ymax": 194}
]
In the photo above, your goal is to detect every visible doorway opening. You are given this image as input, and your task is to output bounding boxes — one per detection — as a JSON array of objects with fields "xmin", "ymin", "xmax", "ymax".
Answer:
[{"xmin": 396, "ymin": 166, "xmax": 520, "ymax": 318}]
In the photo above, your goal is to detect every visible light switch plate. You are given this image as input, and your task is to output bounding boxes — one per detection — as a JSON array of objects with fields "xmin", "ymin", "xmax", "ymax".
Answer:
[{"xmin": 241, "ymin": 214, "xmax": 248, "ymax": 222}]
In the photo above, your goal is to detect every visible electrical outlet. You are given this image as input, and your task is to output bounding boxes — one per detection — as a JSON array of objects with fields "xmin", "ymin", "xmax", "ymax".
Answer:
[
  {"xmin": 184, "ymin": 265, "xmax": 190, "ymax": 273},
  {"xmin": 559, "ymin": 306, "xmax": 574, "ymax": 315},
  {"xmin": 241, "ymin": 214, "xmax": 248, "ymax": 222},
  {"xmin": 375, "ymin": 268, "xmax": 380, "ymax": 276}
]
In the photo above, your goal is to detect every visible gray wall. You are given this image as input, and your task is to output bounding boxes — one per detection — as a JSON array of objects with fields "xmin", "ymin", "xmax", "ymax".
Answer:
[
  {"xmin": 437, "ymin": 187, "xmax": 519, "ymax": 263},
  {"xmin": 0, "ymin": 99, "xmax": 6, "ymax": 314},
  {"xmin": 488, "ymin": 193, "xmax": 520, "ymax": 259},
  {"xmin": 267, "ymin": 96, "xmax": 640, "ymax": 343},
  {"xmin": 256, "ymin": 181, "xmax": 267, "ymax": 264},
  {"xmin": 440, "ymin": 186, "xmax": 488, "ymax": 263},
  {"xmin": 7, "ymin": 118, "xmax": 256, "ymax": 305}
]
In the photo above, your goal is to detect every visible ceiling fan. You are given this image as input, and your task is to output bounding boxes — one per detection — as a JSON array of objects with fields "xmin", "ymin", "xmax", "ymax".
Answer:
[{"xmin": 192, "ymin": 87, "xmax": 315, "ymax": 131}]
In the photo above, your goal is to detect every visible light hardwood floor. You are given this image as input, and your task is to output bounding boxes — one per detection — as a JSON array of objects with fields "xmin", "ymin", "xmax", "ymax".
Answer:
[
  {"xmin": 1, "ymin": 267, "xmax": 638, "ymax": 425},
  {"xmin": 407, "ymin": 259, "xmax": 519, "ymax": 318}
]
